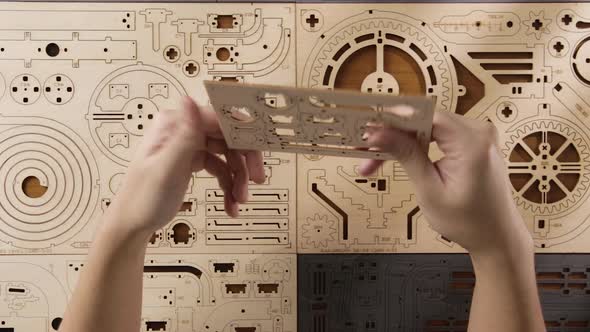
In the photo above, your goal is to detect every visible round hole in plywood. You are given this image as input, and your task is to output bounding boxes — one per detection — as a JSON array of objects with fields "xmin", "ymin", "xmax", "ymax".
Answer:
[
  {"xmin": 216, "ymin": 47, "xmax": 231, "ymax": 61},
  {"xmin": 51, "ymin": 317, "xmax": 62, "ymax": 331},
  {"xmin": 45, "ymin": 43, "xmax": 60, "ymax": 57},
  {"xmin": 508, "ymin": 128, "xmax": 584, "ymax": 206},
  {"xmin": 22, "ymin": 176, "xmax": 47, "ymax": 198}
]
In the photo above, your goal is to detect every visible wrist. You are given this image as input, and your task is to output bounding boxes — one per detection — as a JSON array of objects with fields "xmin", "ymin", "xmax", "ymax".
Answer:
[
  {"xmin": 470, "ymin": 206, "xmax": 534, "ymax": 261},
  {"xmin": 100, "ymin": 206, "xmax": 153, "ymax": 247},
  {"xmin": 470, "ymin": 234, "xmax": 535, "ymax": 280}
]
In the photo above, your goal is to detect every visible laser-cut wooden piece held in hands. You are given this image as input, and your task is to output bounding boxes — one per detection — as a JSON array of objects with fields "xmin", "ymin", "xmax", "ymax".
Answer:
[{"xmin": 205, "ymin": 81, "xmax": 434, "ymax": 160}]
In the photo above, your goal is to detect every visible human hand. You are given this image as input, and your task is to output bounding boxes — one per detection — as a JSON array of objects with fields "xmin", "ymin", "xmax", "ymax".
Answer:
[
  {"xmin": 360, "ymin": 110, "xmax": 532, "ymax": 256},
  {"xmin": 105, "ymin": 97, "xmax": 265, "ymax": 238}
]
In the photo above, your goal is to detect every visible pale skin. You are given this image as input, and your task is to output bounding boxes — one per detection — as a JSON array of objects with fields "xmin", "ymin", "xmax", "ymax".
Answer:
[{"xmin": 59, "ymin": 98, "xmax": 545, "ymax": 332}]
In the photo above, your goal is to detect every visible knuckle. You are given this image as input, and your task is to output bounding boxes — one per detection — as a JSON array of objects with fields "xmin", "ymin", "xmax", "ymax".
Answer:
[
  {"xmin": 474, "ymin": 121, "xmax": 499, "ymax": 151},
  {"xmin": 463, "ymin": 121, "xmax": 501, "ymax": 168}
]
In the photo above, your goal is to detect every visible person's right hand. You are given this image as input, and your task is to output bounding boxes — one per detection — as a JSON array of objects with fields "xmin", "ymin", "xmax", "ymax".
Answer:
[{"xmin": 360, "ymin": 110, "xmax": 533, "ymax": 256}]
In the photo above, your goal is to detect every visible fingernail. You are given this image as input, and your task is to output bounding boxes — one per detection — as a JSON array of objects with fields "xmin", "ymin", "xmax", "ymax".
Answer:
[{"xmin": 227, "ymin": 203, "xmax": 236, "ymax": 217}]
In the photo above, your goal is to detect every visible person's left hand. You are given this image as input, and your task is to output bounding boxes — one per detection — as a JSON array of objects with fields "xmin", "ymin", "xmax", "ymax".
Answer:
[{"xmin": 105, "ymin": 97, "xmax": 265, "ymax": 238}]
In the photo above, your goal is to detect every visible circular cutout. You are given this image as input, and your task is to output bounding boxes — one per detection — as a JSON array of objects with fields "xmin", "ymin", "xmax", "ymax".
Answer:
[
  {"xmin": 335, "ymin": 44, "xmax": 425, "ymax": 95},
  {"xmin": 22, "ymin": 176, "xmax": 48, "ymax": 198},
  {"xmin": 496, "ymin": 102, "xmax": 517, "ymax": 123},
  {"xmin": 361, "ymin": 71, "xmax": 400, "ymax": 95},
  {"xmin": 88, "ymin": 64, "xmax": 186, "ymax": 166},
  {"xmin": 216, "ymin": 47, "xmax": 231, "ymax": 61},
  {"xmin": 122, "ymin": 98, "xmax": 158, "ymax": 136},
  {"xmin": 573, "ymin": 36, "xmax": 590, "ymax": 85},
  {"xmin": 549, "ymin": 37, "xmax": 569, "ymax": 58},
  {"xmin": 572, "ymin": 37, "xmax": 590, "ymax": 85},
  {"xmin": 0, "ymin": 118, "xmax": 99, "ymax": 248},
  {"xmin": 10, "ymin": 74, "xmax": 41, "ymax": 105},
  {"xmin": 163, "ymin": 45, "xmax": 180, "ymax": 63},
  {"xmin": 45, "ymin": 43, "xmax": 60, "ymax": 57},
  {"xmin": 183, "ymin": 60, "xmax": 200, "ymax": 77},
  {"xmin": 301, "ymin": 10, "xmax": 455, "ymax": 113},
  {"xmin": 302, "ymin": 9, "xmax": 323, "ymax": 32},
  {"xmin": 51, "ymin": 317, "xmax": 63, "ymax": 331},
  {"xmin": 108, "ymin": 173, "xmax": 125, "ymax": 194},
  {"xmin": 43, "ymin": 74, "xmax": 74, "ymax": 105},
  {"xmin": 506, "ymin": 120, "xmax": 590, "ymax": 214}
]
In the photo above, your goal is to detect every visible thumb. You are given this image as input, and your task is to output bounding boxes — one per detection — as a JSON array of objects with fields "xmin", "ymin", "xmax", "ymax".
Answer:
[{"xmin": 366, "ymin": 126, "xmax": 441, "ymax": 190}]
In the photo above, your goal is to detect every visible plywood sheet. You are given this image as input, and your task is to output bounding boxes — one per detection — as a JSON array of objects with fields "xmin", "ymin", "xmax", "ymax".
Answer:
[
  {"xmin": 298, "ymin": 254, "xmax": 590, "ymax": 331},
  {"xmin": 1, "ymin": 2, "xmax": 590, "ymax": 332},
  {"xmin": 0, "ymin": 254, "xmax": 297, "ymax": 332},
  {"xmin": 0, "ymin": 2, "xmax": 297, "ymax": 255},
  {"xmin": 296, "ymin": 3, "xmax": 590, "ymax": 253},
  {"xmin": 205, "ymin": 80, "xmax": 434, "ymax": 159}
]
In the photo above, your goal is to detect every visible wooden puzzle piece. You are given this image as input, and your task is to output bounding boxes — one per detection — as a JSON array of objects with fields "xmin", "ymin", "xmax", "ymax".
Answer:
[
  {"xmin": 299, "ymin": 254, "xmax": 590, "ymax": 330},
  {"xmin": 295, "ymin": 3, "xmax": 590, "ymax": 253},
  {"xmin": 0, "ymin": 2, "xmax": 296, "ymax": 255},
  {"xmin": 0, "ymin": 254, "xmax": 296, "ymax": 332},
  {"xmin": 205, "ymin": 81, "xmax": 434, "ymax": 160}
]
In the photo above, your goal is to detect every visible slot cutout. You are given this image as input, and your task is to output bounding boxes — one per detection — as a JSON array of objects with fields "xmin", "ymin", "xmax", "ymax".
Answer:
[
  {"xmin": 146, "ymin": 321, "xmax": 167, "ymax": 331},
  {"xmin": 229, "ymin": 106, "xmax": 254, "ymax": 122},
  {"xmin": 213, "ymin": 262, "xmax": 235, "ymax": 273},
  {"xmin": 275, "ymin": 128, "xmax": 295, "ymax": 136},
  {"xmin": 225, "ymin": 283, "xmax": 247, "ymax": 294},
  {"xmin": 257, "ymin": 283, "xmax": 279, "ymax": 293},
  {"xmin": 215, "ymin": 15, "xmax": 235, "ymax": 29}
]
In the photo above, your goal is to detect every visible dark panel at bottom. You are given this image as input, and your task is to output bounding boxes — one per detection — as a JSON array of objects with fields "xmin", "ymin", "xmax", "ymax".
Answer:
[{"xmin": 298, "ymin": 254, "xmax": 590, "ymax": 332}]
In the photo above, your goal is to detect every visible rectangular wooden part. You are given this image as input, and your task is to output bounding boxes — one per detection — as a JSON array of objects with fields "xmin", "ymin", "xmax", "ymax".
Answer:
[
  {"xmin": 0, "ymin": 254, "xmax": 297, "ymax": 332},
  {"xmin": 0, "ymin": 2, "xmax": 298, "ymax": 256},
  {"xmin": 205, "ymin": 80, "xmax": 434, "ymax": 160},
  {"xmin": 295, "ymin": 2, "xmax": 590, "ymax": 254}
]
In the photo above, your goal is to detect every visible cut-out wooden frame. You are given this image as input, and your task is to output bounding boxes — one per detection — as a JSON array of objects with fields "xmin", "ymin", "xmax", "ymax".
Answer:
[{"xmin": 205, "ymin": 80, "xmax": 434, "ymax": 160}]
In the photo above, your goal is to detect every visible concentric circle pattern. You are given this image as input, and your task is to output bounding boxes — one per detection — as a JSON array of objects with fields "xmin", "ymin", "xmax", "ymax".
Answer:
[{"xmin": 0, "ymin": 118, "xmax": 99, "ymax": 248}]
